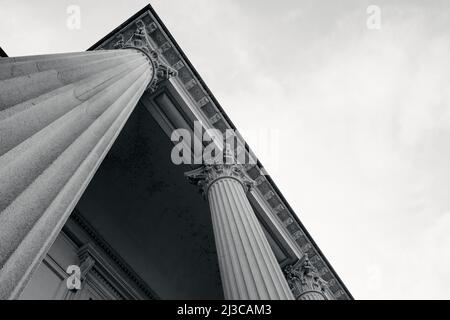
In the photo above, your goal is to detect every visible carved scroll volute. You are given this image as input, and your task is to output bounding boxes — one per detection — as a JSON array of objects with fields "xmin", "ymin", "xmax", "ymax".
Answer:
[
  {"xmin": 283, "ymin": 255, "xmax": 331, "ymax": 300},
  {"xmin": 111, "ymin": 19, "xmax": 177, "ymax": 93},
  {"xmin": 185, "ymin": 145, "xmax": 255, "ymax": 198}
]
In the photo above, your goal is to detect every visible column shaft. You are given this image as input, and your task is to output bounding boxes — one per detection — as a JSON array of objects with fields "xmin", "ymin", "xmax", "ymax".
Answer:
[
  {"xmin": 0, "ymin": 49, "xmax": 153, "ymax": 299},
  {"xmin": 208, "ymin": 177, "xmax": 294, "ymax": 300}
]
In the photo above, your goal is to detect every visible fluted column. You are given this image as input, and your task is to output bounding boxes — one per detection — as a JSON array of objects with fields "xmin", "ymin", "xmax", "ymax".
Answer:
[
  {"xmin": 0, "ymin": 48, "xmax": 155, "ymax": 299},
  {"xmin": 186, "ymin": 164, "xmax": 294, "ymax": 300}
]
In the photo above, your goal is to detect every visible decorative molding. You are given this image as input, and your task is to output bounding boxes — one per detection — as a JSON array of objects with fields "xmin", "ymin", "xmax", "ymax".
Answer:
[
  {"xmin": 88, "ymin": 268, "xmax": 123, "ymax": 300},
  {"xmin": 78, "ymin": 253, "xmax": 96, "ymax": 281},
  {"xmin": 254, "ymin": 175, "xmax": 266, "ymax": 186},
  {"xmin": 172, "ymin": 60, "xmax": 184, "ymax": 71},
  {"xmin": 185, "ymin": 78, "xmax": 197, "ymax": 90},
  {"xmin": 77, "ymin": 244, "xmax": 143, "ymax": 300},
  {"xmin": 197, "ymin": 96, "xmax": 209, "ymax": 107},
  {"xmin": 101, "ymin": 19, "xmax": 177, "ymax": 93},
  {"xmin": 69, "ymin": 210, "xmax": 158, "ymax": 300}
]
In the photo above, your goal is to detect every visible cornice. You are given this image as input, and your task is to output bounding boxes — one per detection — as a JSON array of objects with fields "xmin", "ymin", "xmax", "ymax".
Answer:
[
  {"xmin": 87, "ymin": 4, "xmax": 352, "ymax": 300},
  {"xmin": 68, "ymin": 209, "xmax": 159, "ymax": 300}
]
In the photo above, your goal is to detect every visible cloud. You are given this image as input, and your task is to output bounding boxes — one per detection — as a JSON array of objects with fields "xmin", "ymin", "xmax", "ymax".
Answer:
[
  {"xmin": 152, "ymin": 0, "xmax": 450, "ymax": 299},
  {"xmin": 1, "ymin": 0, "xmax": 449, "ymax": 299}
]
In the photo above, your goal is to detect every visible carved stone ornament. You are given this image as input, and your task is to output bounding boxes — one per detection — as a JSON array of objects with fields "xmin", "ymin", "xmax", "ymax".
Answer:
[
  {"xmin": 112, "ymin": 19, "xmax": 177, "ymax": 92},
  {"xmin": 185, "ymin": 146, "xmax": 255, "ymax": 198},
  {"xmin": 283, "ymin": 254, "xmax": 330, "ymax": 300}
]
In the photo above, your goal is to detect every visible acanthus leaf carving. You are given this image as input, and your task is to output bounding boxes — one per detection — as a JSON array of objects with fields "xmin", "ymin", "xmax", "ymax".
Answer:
[
  {"xmin": 111, "ymin": 19, "xmax": 177, "ymax": 93},
  {"xmin": 283, "ymin": 254, "xmax": 330, "ymax": 300},
  {"xmin": 185, "ymin": 146, "xmax": 255, "ymax": 198}
]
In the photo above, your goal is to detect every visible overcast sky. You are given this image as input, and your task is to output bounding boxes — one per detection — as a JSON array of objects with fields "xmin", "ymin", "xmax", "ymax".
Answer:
[{"xmin": 1, "ymin": 0, "xmax": 449, "ymax": 299}]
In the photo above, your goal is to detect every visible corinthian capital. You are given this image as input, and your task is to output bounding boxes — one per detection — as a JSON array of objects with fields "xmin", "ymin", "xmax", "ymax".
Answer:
[
  {"xmin": 185, "ymin": 163, "xmax": 255, "ymax": 198},
  {"xmin": 283, "ymin": 254, "xmax": 330, "ymax": 300},
  {"xmin": 111, "ymin": 19, "xmax": 177, "ymax": 92}
]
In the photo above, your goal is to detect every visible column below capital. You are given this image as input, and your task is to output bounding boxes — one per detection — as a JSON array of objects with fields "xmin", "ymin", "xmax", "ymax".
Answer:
[{"xmin": 185, "ymin": 164, "xmax": 294, "ymax": 300}]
